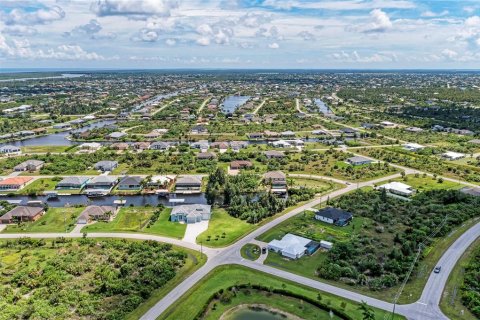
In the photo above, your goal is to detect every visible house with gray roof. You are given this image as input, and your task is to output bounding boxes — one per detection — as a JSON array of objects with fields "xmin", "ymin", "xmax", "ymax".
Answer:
[
  {"xmin": 94, "ymin": 160, "xmax": 118, "ymax": 172},
  {"xmin": 13, "ymin": 160, "xmax": 44, "ymax": 172},
  {"xmin": 170, "ymin": 204, "xmax": 211, "ymax": 224},
  {"xmin": 76, "ymin": 205, "xmax": 117, "ymax": 224},
  {"xmin": 85, "ymin": 176, "xmax": 118, "ymax": 190},
  {"xmin": 346, "ymin": 156, "xmax": 373, "ymax": 166},
  {"xmin": 56, "ymin": 176, "xmax": 90, "ymax": 190},
  {"xmin": 0, "ymin": 206, "xmax": 45, "ymax": 224},
  {"xmin": 175, "ymin": 176, "xmax": 202, "ymax": 192},
  {"xmin": 117, "ymin": 176, "xmax": 143, "ymax": 190}
]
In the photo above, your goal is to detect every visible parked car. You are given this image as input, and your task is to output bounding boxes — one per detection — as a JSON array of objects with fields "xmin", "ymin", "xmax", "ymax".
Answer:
[
  {"xmin": 434, "ymin": 266, "xmax": 441, "ymax": 273},
  {"xmin": 262, "ymin": 247, "xmax": 267, "ymax": 254}
]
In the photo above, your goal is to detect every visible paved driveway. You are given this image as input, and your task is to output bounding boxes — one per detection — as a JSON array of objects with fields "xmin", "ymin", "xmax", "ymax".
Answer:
[{"xmin": 182, "ymin": 220, "xmax": 209, "ymax": 244}]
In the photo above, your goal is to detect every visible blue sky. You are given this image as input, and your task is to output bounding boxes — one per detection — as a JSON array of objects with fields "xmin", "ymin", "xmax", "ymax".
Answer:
[{"xmin": 1, "ymin": 0, "xmax": 480, "ymax": 69}]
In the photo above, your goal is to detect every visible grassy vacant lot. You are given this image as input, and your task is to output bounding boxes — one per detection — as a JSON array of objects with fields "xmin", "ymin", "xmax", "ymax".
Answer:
[
  {"xmin": 81, "ymin": 207, "xmax": 187, "ymax": 239},
  {"xmin": 159, "ymin": 265, "xmax": 404, "ymax": 320},
  {"xmin": 377, "ymin": 174, "xmax": 465, "ymax": 192},
  {"xmin": 21, "ymin": 145, "xmax": 70, "ymax": 153},
  {"xmin": 16, "ymin": 177, "xmax": 82, "ymax": 195},
  {"xmin": 197, "ymin": 209, "xmax": 255, "ymax": 247},
  {"xmin": 440, "ymin": 236, "xmax": 480, "ymax": 320},
  {"xmin": 144, "ymin": 208, "xmax": 186, "ymax": 239},
  {"xmin": 240, "ymin": 243, "xmax": 261, "ymax": 261},
  {"xmin": 3, "ymin": 207, "xmax": 83, "ymax": 233},
  {"xmin": 82, "ymin": 206, "xmax": 155, "ymax": 233}
]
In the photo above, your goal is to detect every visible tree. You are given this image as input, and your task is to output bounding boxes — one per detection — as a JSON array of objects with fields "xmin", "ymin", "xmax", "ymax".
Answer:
[{"xmin": 358, "ymin": 301, "xmax": 375, "ymax": 320}]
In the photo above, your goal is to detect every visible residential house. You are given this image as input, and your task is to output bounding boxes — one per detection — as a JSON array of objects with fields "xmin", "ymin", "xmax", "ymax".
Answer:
[
  {"xmin": 315, "ymin": 207, "xmax": 353, "ymax": 226},
  {"xmin": 76, "ymin": 205, "xmax": 117, "ymax": 224},
  {"xmin": 378, "ymin": 182, "xmax": 415, "ymax": 197},
  {"xmin": 468, "ymin": 139, "xmax": 480, "ymax": 145},
  {"xmin": 346, "ymin": 156, "xmax": 373, "ymax": 166},
  {"xmin": 441, "ymin": 151, "xmax": 465, "ymax": 161},
  {"xmin": 110, "ymin": 142, "xmax": 129, "ymax": 150},
  {"xmin": 269, "ymin": 140, "xmax": 292, "ymax": 148},
  {"xmin": 405, "ymin": 127, "xmax": 424, "ymax": 133},
  {"xmin": 248, "ymin": 132, "xmax": 264, "ymax": 139},
  {"xmin": 85, "ymin": 176, "xmax": 118, "ymax": 190},
  {"xmin": 150, "ymin": 141, "xmax": 171, "ymax": 151},
  {"xmin": 197, "ymin": 152, "xmax": 217, "ymax": 160},
  {"xmin": 403, "ymin": 143, "xmax": 425, "ymax": 152},
  {"xmin": 0, "ymin": 145, "xmax": 21, "ymax": 155},
  {"xmin": 133, "ymin": 142, "xmax": 150, "ymax": 150},
  {"xmin": 460, "ymin": 186, "xmax": 480, "ymax": 197},
  {"xmin": 339, "ymin": 128, "xmax": 358, "ymax": 137},
  {"xmin": 268, "ymin": 234, "xmax": 319, "ymax": 259},
  {"xmin": 230, "ymin": 141, "xmax": 248, "ymax": 151},
  {"xmin": 264, "ymin": 150, "xmax": 285, "ymax": 159},
  {"xmin": 263, "ymin": 171, "xmax": 287, "ymax": 194},
  {"xmin": 0, "ymin": 206, "xmax": 45, "ymax": 224},
  {"xmin": 210, "ymin": 141, "xmax": 229, "ymax": 150},
  {"xmin": 281, "ymin": 131, "xmax": 296, "ymax": 138},
  {"xmin": 79, "ymin": 142, "xmax": 102, "ymax": 151},
  {"xmin": 56, "ymin": 176, "xmax": 89, "ymax": 190},
  {"xmin": 0, "ymin": 177, "xmax": 33, "ymax": 191},
  {"xmin": 230, "ymin": 160, "xmax": 253, "ymax": 170},
  {"xmin": 380, "ymin": 121, "xmax": 397, "ymax": 127},
  {"xmin": 108, "ymin": 132, "xmax": 127, "ymax": 139},
  {"xmin": 191, "ymin": 125, "xmax": 207, "ymax": 134},
  {"xmin": 13, "ymin": 160, "xmax": 44, "ymax": 172},
  {"xmin": 147, "ymin": 175, "xmax": 174, "ymax": 189},
  {"xmin": 94, "ymin": 160, "xmax": 118, "ymax": 172},
  {"xmin": 117, "ymin": 176, "xmax": 143, "ymax": 190},
  {"xmin": 175, "ymin": 176, "xmax": 202, "ymax": 192},
  {"xmin": 170, "ymin": 204, "xmax": 212, "ymax": 224}
]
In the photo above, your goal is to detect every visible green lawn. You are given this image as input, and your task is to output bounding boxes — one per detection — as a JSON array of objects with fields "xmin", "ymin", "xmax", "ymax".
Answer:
[
  {"xmin": 2, "ymin": 207, "xmax": 83, "ymax": 233},
  {"xmin": 240, "ymin": 243, "xmax": 261, "ymax": 261},
  {"xmin": 16, "ymin": 177, "xmax": 82, "ymax": 195},
  {"xmin": 440, "ymin": 236, "xmax": 480, "ymax": 320},
  {"xmin": 82, "ymin": 206, "xmax": 155, "ymax": 233},
  {"xmin": 377, "ymin": 174, "xmax": 465, "ymax": 192},
  {"xmin": 144, "ymin": 208, "xmax": 187, "ymax": 239},
  {"xmin": 158, "ymin": 265, "xmax": 404, "ymax": 320},
  {"xmin": 197, "ymin": 208, "xmax": 256, "ymax": 247},
  {"xmin": 265, "ymin": 250, "xmax": 329, "ymax": 279},
  {"xmin": 21, "ymin": 145, "xmax": 69, "ymax": 153}
]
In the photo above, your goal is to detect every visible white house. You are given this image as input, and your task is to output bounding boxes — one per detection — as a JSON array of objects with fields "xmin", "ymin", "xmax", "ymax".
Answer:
[
  {"xmin": 269, "ymin": 140, "xmax": 292, "ymax": 148},
  {"xmin": 380, "ymin": 121, "xmax": 396, "ymax": 127},
  {"xmin": 267, "ymin": 233, "xmax": 314, "ymax": 259},
  {"xmin": 378, "ymin": 181, "xmax": 415, "ymax": 197},
  {"xmin": 0, "ymin": 145, "xmax": 21, "ymax": 155},
  {"xmin": 170, "ymin": 204, "xmax": 211, "ymax": 224},
  {"xmin": 441, "ymin": 151, "xmax": 465, "ymax": 161},
  {"xmin": 403, "ymin": 143, "xmax": 425, "ymax": 152}
]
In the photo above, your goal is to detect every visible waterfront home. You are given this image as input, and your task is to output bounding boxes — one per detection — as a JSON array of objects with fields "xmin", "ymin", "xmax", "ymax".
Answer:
[
  {"xmin": 0, "ymin": 145, "xmax": 21, "ymax": 155},
  {"xmin": 339, "ymin": 128, "xmax": 358, "ymax": 137},
  {"xmin": 145, "ymin": 131, "xmax": 162, "ymax": 139},
  {"xmin": 117, "ymin": 176, "xmax": 143, "ymax": 190},
  {"xmin": 94, "ymin": 160, "xmax": 118, "ymax": 172},
  {"xmin": 56, "ymin": 176, "xmax": 89, "ymax": 190},
  {"xmin": 315, "ymin": 207, "xmax": 353, "ymax": 226},
  {"xmin": 210, "ymin": 141, "xmax": 229, "ymax": 150},
  {"xmin": 76, "ymin": 205, "xmax": 117, "ymax": 224},
  {"xmin": 0, "ymin": 177, "xmax": 33, "ymax": 191},
  {"xmin": 263, "ymin": 171, "xmax": 287, "ymax": 195},
  {"xmin": 52, "ymin": 123, "xmax": 71, "ymax": 130},
  {"xmin": 346, "ymin": 156, "xmax": 373, "ymax": 166},
  {"xmin": 0, "ymin": 206, "xmax": 45, "ymax": 224},
  {"xmin": 175, "ymin": 176, "xmax": 202, "ymax": 192},
  {"xmin": 79, "ymin": 142, "xmax": 102, "ymax": 151},
  {"xmin": 85, "ymin": 176, "xmax": 118, "ymax": 190},
  {"xmin": 281, "ymin": 131, "xmax": 296, "ymax": 138},
  {"xmin": 147, "ymin": 175, "xmax": 174, "ymax": 189},
  {"xmin": 191, "ymin": 125, "xmax": 208, "ymax": 134},
  {"xmin": 13, "ymin": 160, "xmax": 44, "ymax": 172},
  {"xmin": 170, "ymin": 204, "xmax": 211, "ymax": 224},
  {"xmin": 269, "ymin": 140, "xmax": 292, "ymax": 148},
  {"xmin": 230, "ymin": 141, "xmax": 248, "ymax": 151},
  {"xmin": 108, "ymin": 132, "xmax": 126, "ymax": 139}
]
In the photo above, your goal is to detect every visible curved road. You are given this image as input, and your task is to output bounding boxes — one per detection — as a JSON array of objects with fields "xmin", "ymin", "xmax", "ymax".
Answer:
[{"xmin": 1, "ymin": 172, "xmax": 479, "ymax": 320}]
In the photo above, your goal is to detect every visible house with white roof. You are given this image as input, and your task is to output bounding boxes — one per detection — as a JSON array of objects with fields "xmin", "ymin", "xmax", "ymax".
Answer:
[
  {"xmin": 378, "ymin": 182, "xmax": 415, "ymax": 197},
  {"xmin": 170, "ymin": 204, "xmax": 211, "ymax": 224},
  {"xmin": 267, "ymin": 233, "xmax": 318, "ymax": 259},
  {"xmin": 403, "ymin": 143, "xmax": 425, "ymax": 152},
  {"xmin": 441, "ymin": 151, "xmax": 465, "ymax": 161}
]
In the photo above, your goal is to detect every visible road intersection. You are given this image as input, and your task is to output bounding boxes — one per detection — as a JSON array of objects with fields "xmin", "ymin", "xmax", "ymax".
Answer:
[{"xmin": 0, "ymin": 171, "xmax": 478, "ymax": 320}]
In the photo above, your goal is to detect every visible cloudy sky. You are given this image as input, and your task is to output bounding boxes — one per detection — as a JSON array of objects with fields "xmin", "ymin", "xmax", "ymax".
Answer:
[{"xmin": 1, "ymin": 0, "xmax": 480, "ymax": 69}]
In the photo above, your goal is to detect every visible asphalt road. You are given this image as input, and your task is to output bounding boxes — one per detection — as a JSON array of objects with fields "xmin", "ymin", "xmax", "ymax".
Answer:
[{"xmin": 1, "ymin": 171, "xmax": 479, "ymax": 320}]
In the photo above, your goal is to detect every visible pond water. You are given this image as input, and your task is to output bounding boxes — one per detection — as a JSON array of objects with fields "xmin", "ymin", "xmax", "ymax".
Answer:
[
  {"xmin": 0, "ymin": 193, "xmax": 207, "ymax": 207},
  {"xmin": 222, "ymin": 96, "xmax": 251, "ymax": 113},
  {"xmin": 229, "ymin": 308, "xmax": 287, "ymax": 320},
  {"xmin": 314, "ymin": 98, "xmax": 333, "ymax": 115}
]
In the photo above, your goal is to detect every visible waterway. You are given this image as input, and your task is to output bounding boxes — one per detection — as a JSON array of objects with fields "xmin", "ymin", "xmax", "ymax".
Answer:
[
  {"xmin": 222, "ymin": 96, "xmax": 251, "ymax": 113},
  {"xmin": 5, "ymin": 119, "xmax": 117, "ymax": 147},
  {"xmin": 0, "ymin": 73, "xmax": 85, "ymax": 82},
  {"xmin": 0, "ymin": 193, "xmax": 207, "ymax": 207},
  {"xmin": 314, "ymin": 98, "xmax": 333, "ymax": 115}
]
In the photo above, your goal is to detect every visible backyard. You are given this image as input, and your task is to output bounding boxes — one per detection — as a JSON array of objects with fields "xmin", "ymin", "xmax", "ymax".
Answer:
[{"xmin": 2, "ymin": 207, "xmax": 83, "ymax": 233}]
